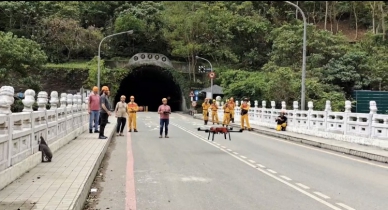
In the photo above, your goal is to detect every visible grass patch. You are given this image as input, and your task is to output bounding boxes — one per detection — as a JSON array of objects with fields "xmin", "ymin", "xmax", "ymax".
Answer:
[{"xmin": 44, "ymin": 60, "xmax": 89, "ymax": 69}]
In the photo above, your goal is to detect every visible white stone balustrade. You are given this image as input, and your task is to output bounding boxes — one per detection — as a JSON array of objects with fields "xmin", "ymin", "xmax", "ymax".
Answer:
[
  {"xmin": 207, "ymin": 99, "xmax": 388, "ymax": 149},
  {"xmin": 0, "ymin": 85, "xmax": 89, "ymax": 174}
]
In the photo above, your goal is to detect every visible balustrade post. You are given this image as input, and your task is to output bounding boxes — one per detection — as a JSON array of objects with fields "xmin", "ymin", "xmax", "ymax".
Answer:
[
  {"xmin": 254, "ymin": 100, "xmax": 258, "ymax": 122},
  {"xmin": 308, "ymin": 101, "xmax": 314, "ymax": 130},
  {"xmin": 271, "ymin": 101, "xmax": 276, "ymax": 124},
  {"xmin": 343, "ymin": 100, "xmax": 350, "ymax": 135},
  {"xmin": 324, "ymin": 100, "xmax": 331, "ymax": 132},
  {"xmin": 369, "ymin": 101, "xmax": 377, "ymax": 138},
  {"xmin": 261, "ymin": 101, "xmax": 266, "ymax": 124},
  {"xmin": 22, "ymin": 89, "xmax": 36, "ymax": 155},
  {"xmin": 0, "ymin": 86, "xmax": 14, "ymax": 167}
]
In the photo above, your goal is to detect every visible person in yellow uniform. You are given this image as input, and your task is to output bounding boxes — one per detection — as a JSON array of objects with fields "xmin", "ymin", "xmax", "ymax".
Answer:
[
  {"xmin": 276, "ymin": 111, "xmax": 288, "ymax": 131},
  {"xmin": 229, "ymin": 97, "xmax": 236, "ymax": 123},
  {"xmin": 222, "ymin": 99, "xmax": 231, "ymax": 127},
  {"xmin": 240, "ymin": 98, "xmax": 253, "ymax": 131},
  {"xmin": 202, "ymin": 98, "xmax": 211, "ymax": 125},
  {"xmin": 210, "ymin": 99, "xmax": 219, "ymax": 125},
  {"xmin": 127, "ymin": 95, "xmax": 139, "ymax": 132}
]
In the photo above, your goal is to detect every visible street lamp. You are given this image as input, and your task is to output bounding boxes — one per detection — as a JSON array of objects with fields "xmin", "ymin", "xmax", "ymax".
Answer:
[
  {"xmin": 285, "ymin": 1, "xmax": 307, "ymax": 110},
  {"xmin": 195, "ymin": 56, "xmax": 214, "ymax": 99},
  {"xmin": 97, "ymin": 30, "xmax": 134, "ymax": 92}
]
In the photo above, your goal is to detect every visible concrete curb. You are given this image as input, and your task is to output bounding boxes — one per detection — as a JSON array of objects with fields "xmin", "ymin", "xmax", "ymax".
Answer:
[
  {"xmin": 71, "ymin": 121, "xmax": 117, "ymax": 210},
  {"xmin": 192, "ymin": 116, "xmax": 388, "ymax": 164}
]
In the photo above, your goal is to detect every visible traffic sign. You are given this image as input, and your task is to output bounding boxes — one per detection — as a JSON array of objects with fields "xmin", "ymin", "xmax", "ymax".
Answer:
[
  {"xmin": 209, "ymin": 72, "xmax": 216, "ymax": 79},
  {"xmin": 192, "ymin": 101, "xmax": 197, "ymax": 107},
  {"xmin": 189, "ymin": 91, "xmax": 194, "ymax": 97}
]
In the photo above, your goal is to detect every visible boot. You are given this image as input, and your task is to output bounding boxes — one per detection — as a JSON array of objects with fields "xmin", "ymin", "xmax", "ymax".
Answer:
[
  {"xmin": 231, "ymin": 118, "xmax": 234, "ymax": 123},
  {"xmin": 204, "ymin": 120, "xmax": 206, "ymax": 125},
  {"xmin": 89, "ymin": 129, "xmax": 92, "ymax": 133},
  {"xmin": 134, "ymin": 129, "xmax": 138, "ymax": 132},
  {"xmin": 128, "ymin": 129, "xmax": 132, "ymax": 132},
  {"xmin": 205, "ymin": 120, "xmax": 208, "ymax": 125}
]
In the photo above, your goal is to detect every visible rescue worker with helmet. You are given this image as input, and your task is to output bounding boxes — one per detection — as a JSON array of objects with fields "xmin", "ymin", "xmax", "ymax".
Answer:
[
  {"xmin": 240, "ymin": 98, "xmax": 253, "ymax": 131},
  {"xmin": 229, "ymin": 97, "xmax": 236, "ymax": 123},
  {"xmin": 211, "ymin": 99, "xmax": 219, "ymax": 125},
  {"xmin": 127, "ymin": 95, "xmax": 139, "ymax": 132},
  {"xmin": 276, "ymin": 111, "xmax": 288, "ymax": 131},
  {"xmin": 202, "ymin": 98, "xmax": 211, "ymax": 125},
  {"xmin": 222, "ymin": 99, "xmax": 231, "ymax": 127}
]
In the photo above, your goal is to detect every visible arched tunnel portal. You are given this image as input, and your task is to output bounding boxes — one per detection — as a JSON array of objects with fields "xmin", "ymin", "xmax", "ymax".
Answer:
[{"xmin": 114, "ymin": 53, "xmax": 188, "ymax": 112}]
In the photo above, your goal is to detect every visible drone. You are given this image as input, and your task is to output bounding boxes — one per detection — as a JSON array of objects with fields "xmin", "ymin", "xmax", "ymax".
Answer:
[{"xmin": 197, "ymin": 126, "xmax": 243, "ymax": 141}]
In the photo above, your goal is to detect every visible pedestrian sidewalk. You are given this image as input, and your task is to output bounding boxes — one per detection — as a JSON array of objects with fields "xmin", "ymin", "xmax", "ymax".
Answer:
[
  {"xmin": 192, "ymin": 115, "xmax": 388, "ymax": 164},
  {"xmin": 0, "ymin": 116, "xmax": 116, "ymax": 210}
]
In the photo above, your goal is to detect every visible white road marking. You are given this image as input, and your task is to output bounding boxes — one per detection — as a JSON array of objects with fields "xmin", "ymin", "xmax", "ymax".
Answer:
[
  {"xmin": 280, "ymin": 175, "xmax": 292, "ymax": 181},
  {"xmin": 221, "ymin": 146, "xmax": 226, "ymax": 149},
  {"xmin": 248, "ymin": 159, "xmax": 256, "ymax": 163},
  {"xmin": 233, "ymin": 152, "xmax": 239, "ymax": 155},
  {"xmin": 336, "ymin": 203, "xmax": 355, "ymax": 210},
  {"xmin": 170, "ymin": 122, "xmax": 342, "ymax": 210},
  {"xmin": 240, "ymin": 155, "xmax": 247, "ymax": 159},
  {"xmin": 314, "ymin": 192, "xmax": 330, "ymax": 199},
  {"xmin": 227, "ymin": 149, "xmax": 232, "ymax": 152},
  {"xmin": 249, "ymin": 130, "xmax": 388, "ymax": 170},
  {"xmin": 267, "ymin": 169, "xmax": 277, "ymax": 174},
  {"xmin": 296, "ymin": 183, "xmax": 310, "ymax": 189},
  {"xmin": 257, "ymin": 164, "xmax": 265, "ymax": 168}
]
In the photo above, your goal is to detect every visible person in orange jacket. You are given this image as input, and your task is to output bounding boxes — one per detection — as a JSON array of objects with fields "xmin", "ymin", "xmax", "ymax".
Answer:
[
  {"xmin": 240, "ymin": 98, "xmax": 253, "ymax": 131},
  {"xmin": 222, "ymin": 99, "xmax": 231, "ymax": 128},
  {"xmin": 202, "ymin": 98, "xmax": 211, "ymax": 125},
  {"xmin": 127, "ymin": 95, "xmax": 139, "ymax": 132}
]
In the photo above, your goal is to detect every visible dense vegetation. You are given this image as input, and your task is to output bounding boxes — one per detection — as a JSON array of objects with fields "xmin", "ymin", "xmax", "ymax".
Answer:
[{"xmin": 1, "ymin": 1, "xmax": 388, "ymax": 110}]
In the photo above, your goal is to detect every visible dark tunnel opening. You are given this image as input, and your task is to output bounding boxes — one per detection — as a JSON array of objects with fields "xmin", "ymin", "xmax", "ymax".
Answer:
[{"xmin": 115, "ymin": 65, "xmax": 182, "ymax": 112}]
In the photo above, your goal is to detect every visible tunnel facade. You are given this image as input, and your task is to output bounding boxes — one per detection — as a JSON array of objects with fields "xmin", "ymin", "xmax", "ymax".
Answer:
[{"xmin": 114, "ymin": 53, "xmax": 187, "ymax": 112}]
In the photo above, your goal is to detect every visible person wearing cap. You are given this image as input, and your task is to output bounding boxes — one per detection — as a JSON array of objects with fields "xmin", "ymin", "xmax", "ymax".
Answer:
[
  {"xmin": 115, "ymin": 95, "xmax": 127, "ymax": 136},
  {"xmin": 158, "ymin": 98, "xmax": 171, "ymax": 138},
  {"xmin": 127, "ymin": 95, "xmax": 139, "ymax": 132},
  {"xmin": 240, "ymin": 98, "xmax": 252, "ymax": 131},
  {"xmin": 276, "ymin": 111, "xmax": 288, "ymax": 131},
  {"xmin": 229, "ymin": 97, "xmax": 236, "ymax": 123},
  {"xmin": 210, "ymin": 99, "xmax": 219, "ymax": 125},
  {"xmin": 222, "ymin": 99, "xmax": 231, "ymax": 127},
  {"xmin": 99, "ymin": 86, "xmax": 112, "ymax": 139},
  {"xmin": 88, "ymin": 86, "xmax": 100, "ymax": 133},
  {"xmin": 202, "ymin": 98, "xmax": 211, "ymax": 125}
]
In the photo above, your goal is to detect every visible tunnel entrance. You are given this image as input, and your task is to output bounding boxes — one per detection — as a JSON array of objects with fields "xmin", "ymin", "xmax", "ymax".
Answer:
[{"xmin": 115, "ymin": 65, "xmax": 182, "ymax": 112}]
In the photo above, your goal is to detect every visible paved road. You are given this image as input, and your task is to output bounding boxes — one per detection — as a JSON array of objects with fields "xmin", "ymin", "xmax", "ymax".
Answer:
[{"xmin": 87, "ymin": 112, "xmax": 388, "ymax": 210}]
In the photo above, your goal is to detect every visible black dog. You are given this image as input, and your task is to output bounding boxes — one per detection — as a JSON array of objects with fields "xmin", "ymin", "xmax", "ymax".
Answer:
[{"xmin": 39, "ymin": 136, "xmax": 53, "ymax": 162}]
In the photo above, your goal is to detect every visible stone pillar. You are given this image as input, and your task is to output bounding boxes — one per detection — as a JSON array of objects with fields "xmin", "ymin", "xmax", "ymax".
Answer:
[
  {"xmin": 76, "ymin": 94, "xmax": 82, "ymax": 110},
  {"xmin": 37, "ymin": 91, "xmax": 48, "ymax": 111},
  {"xmin": 254, "ymin": 100, "xmax": 258, "ymax": 108},
  {"xmin": 50, "ymin": 91, "xmax": 59, "ymax": 109},
  {"xmin": 369, "ymin": 101, "xmax": 377, "ymax": 114},
  {"xmin": 344, "ymin": 100, "xmax": 352, "ymax": 113},
  {"xmin": 281, "ymin": 101, "xmax": 286, "ymax": 111},
  {"xmin": 236, "ymin": 101, "xmax": 239, "ymax": 107},
  {"xmin": 60, "ymin": 93, "xmax": 67, "ymax": 108},
  {"xmin": 216, "ymin": 96, "xmax": 221, "ymax": 106},
  {"xmin": 0, "ymin": 86, "xmax": 15, "ymax": 114},
  {"xmin": 84, "ymin": 96, "xmax": 89, "ymax": 104},
  {"xmin": 325, "ymin": 100, "xmax": 332, "ymax": 112},
  {"xmin": 308, "ymin": 101, "xmax": 314, "ymax": 111},
  {"xmin": 22, "ymin": 89, "xmax": 36, "ymax": 112},
  {"xmin": 270, "ymin": 101, "xmax": 276, "ymax": 109},
  {"xmin": 262, "ymin": 100, "xmax": 266, "ymax": 108},
  {"xmin": 67, "ymin": 94, "xmax": 73, "ymax": 108},
  {"xmin": 293, "ymin": 101, "xmax": 299, "ymax": 110}
]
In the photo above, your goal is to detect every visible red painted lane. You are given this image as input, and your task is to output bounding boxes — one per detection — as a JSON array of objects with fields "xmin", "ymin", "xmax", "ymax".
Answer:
[{"xmin": 126, "ymin": 132, "xmax": 137, "ymax": 210}]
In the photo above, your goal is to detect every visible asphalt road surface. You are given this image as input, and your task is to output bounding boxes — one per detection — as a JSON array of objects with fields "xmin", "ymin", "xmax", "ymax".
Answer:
[{"xmin": 85, "ymin": 112, "xmax": 388, "ymax": 210}]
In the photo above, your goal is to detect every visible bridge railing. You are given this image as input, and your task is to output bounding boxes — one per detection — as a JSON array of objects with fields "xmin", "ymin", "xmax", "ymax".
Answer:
[
  {"xmin": 208, "ymin": 100, "xmax": 388, "ymax": 149},
  {"xmin": 0, "ymin": 86, "xmax": 89, "ymax": 174}
]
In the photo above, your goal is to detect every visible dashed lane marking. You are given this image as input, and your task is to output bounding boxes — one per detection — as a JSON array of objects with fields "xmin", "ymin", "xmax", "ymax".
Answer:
[
  {"xmin": 257, "ymin": 164, "xmax": 265, "ymax": 168},
  {"xmin": 233, "ymin": 152, "xmax": 239, "ymax": 155},
  {"xmin": 240, "ymin": 155, "xmax": 247, "ymax": 159},
  {"xmin": 248, "ymin": 159, "xmax": 256, "ymax": 163},
  {"xmin": 336, "ymin": 203, "xmax": 356, "ymax": 210},
  {"xmin": 296, "ymin": 183, "xmax": 310, "ymax": 189},
  {"xmin": 227, "ymin": 149, "xmax": 232, "ymax": 152},
  {"xmin": 280, "ymin": 175, "xmax": 292, "ymax": 181},
  {"xmin": 267, "ymin": 169, "xmax": 277, "ymax": 174},
  {"xmin": 314, "ymin": 192, "xmax": 330, "ymax": 199}
]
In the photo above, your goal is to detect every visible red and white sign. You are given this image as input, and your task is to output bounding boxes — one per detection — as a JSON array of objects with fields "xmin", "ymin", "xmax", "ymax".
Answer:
[
  {"xmin": 189, "ymin": 91, "xmax": 194, "ymax": 97},
  {"xmin": 209, "ymin": 72, "xmax": 216, "ymax": 79},
  {"xmin": 192, "ymin": 101, "xmax": 197, "ymax": 107}
]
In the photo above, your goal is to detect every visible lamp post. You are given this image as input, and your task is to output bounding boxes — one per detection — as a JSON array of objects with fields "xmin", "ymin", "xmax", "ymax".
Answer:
[
  {"xmin": 97, "ymin": 30, "xmax": 134, "ymax": 92},
  {"xmin": 285, "ymin": 1, "xmax": 307, "ymax": 110},
  {"xmin": 195, "ymin": 56, "xmax": 214, "ymax": 99}
]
